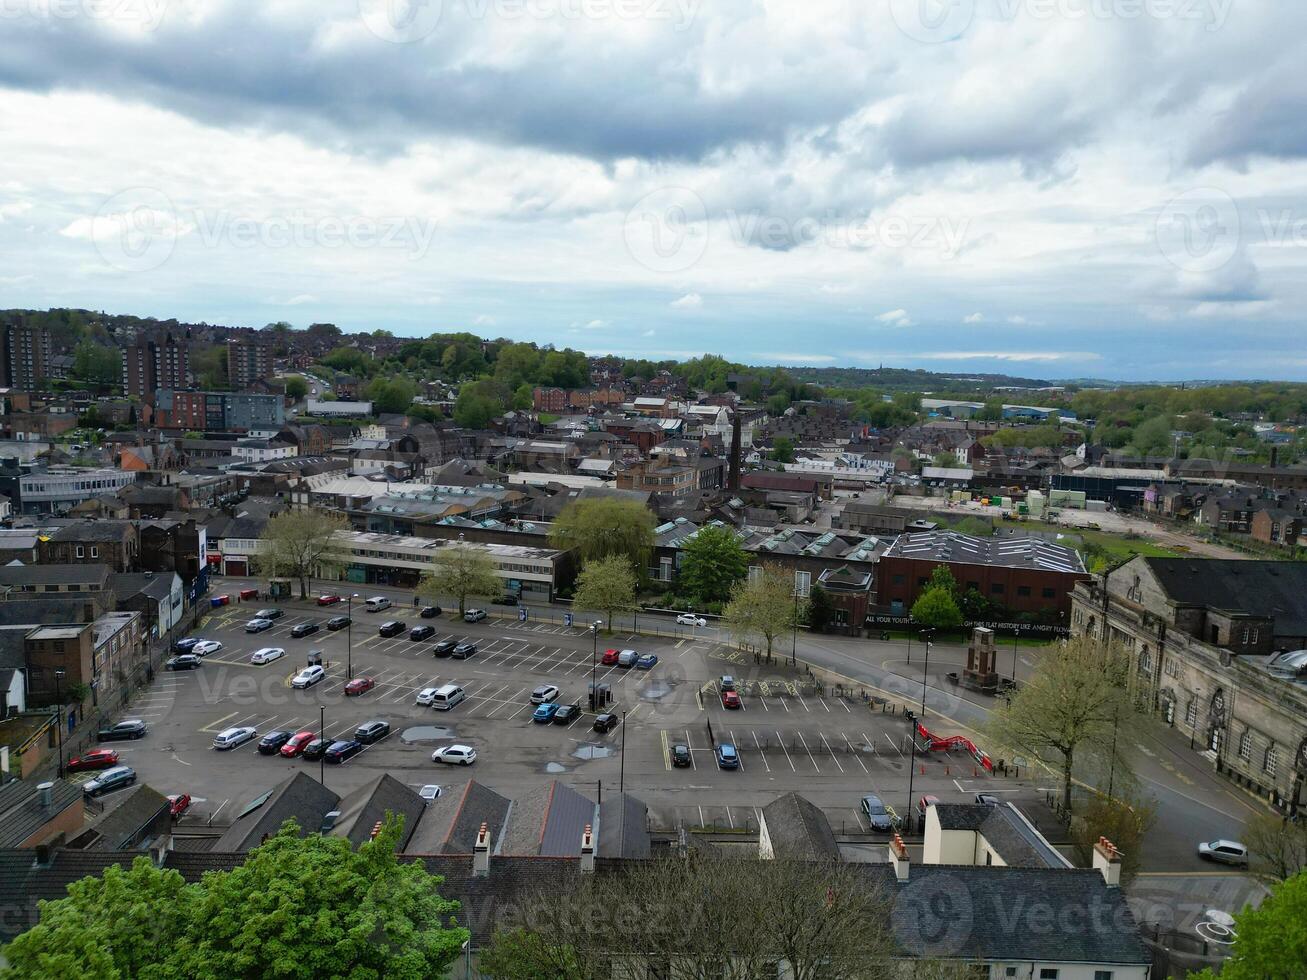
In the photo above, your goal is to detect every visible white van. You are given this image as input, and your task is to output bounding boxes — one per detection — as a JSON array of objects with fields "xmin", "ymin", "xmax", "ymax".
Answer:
[
  {"xmin": 430, "ymin": 684, "xmax": 466, "ymax": 711},
  {"xmin": 365, "ymin": 596, "xmax": 391, "ymax": 613}
]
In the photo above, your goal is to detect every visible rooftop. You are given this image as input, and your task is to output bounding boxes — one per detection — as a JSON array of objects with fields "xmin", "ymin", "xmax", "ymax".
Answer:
[{"xmin": 883, "ymin": 530, "xmax": 1086, "ymax": 574}]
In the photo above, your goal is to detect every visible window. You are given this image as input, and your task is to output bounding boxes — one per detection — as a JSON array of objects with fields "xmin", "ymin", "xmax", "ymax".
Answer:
[
  {"xmin": 892, "ymin": 574, "xmax": 905, "ymax": 585},
  {"xmin": 1040, "ymin": 971, "xmax": 1059, "ymax": 980},
  {"xmin": 75, "ymin": 546, "xmax": 84, "ymax": 559},
  {"xmin": 1017, "ymin": 585, "xmax": 1031, "ymax": 597},
  {"xmin": 1265, "ymin": 745, "xmax": 1278, "ymax": 777},
  {"xmin": 1238, "ymin": 731, "xmax": 1251, "ymax": 761},
  {"xmin": 1186, "ymin": 699, "xmax": 1198, "ymax": 727},
  {"xmin": 90, "ymin": 547, "xmax": 98, "ymax": 559},
  {"xmin": 1139, "ymin": 648, "xmax": 1152, "ymax": 675},
  {"xmin": 1094, "ymin": 973, "xmax": 1114, "ymax": 980},
  {"xmin": 990, "ymin": 583, "xmax": 1004, "ymax": 595},
  {"xmin": 1042, "ymin": 587, "xmax": 1056, "ymax": 598}
]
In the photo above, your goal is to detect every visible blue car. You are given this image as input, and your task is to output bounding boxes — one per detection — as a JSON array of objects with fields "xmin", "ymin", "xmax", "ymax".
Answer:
[
  {"xmin": 636, "ymin": 654, "xmax": 658, "ymax": 670},
  {"xmin": 716, "ymin": 743, "xmax": 739, "ymax": 769},
  {"xmin": 533, "ymin": 702, "xmax": 560, "ymax": 723}
]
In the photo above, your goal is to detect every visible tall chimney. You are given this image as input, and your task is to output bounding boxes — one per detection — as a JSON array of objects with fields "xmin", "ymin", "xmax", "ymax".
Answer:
[
  {"xmin": 728, "ymin": 412, "xmax": 742, "ymax": 493},
  {"xmin": 580, "ymin": 823, "xmax": 595, "ymax": 874},
  {"xmin": 1092, "ymin": 836, "xmax": 1122, "ymax": 887},
  {"xmin": 1270, "ymin": 445, "xmax": 1279, "ymax": 469},
  {"xmin": 473, "ymin": 822, "xmax": 490, "ymax": 877},
  {"xmin": 889, "ymin": 833, "xmax": 910, "ymax": 882}
]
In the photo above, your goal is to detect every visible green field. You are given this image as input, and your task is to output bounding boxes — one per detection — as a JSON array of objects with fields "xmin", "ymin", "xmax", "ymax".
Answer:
[{"xmin": 993, "ymin": 518, "xmax": 1179, "ymax": 571}]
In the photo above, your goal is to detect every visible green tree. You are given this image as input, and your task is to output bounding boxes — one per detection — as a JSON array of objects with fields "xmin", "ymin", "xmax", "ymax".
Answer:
[
  {"xmin": 284, "ymin": 375, "xmax": 308, "ymax": 400},
  {"xmin": 72, "ymin": 339, "xmax": 121, "ymax": 386},
  {"xmin": 1243, "ymin": 813, "xmax": 1307, "ymax": 881},
  {"xmin": 571, "ymin": 556, "xmax": 638, "ymax": 631},
  {"xmin": 1188, "ymin": 871, "xmax": 1307, "ymax": 980},
  {"xmin": 1070, "ymin": 792, "xmax": 1156, "ymax": 886},
  {"xmin": 548, "ymin": 498, "xmax": 655, "ymax": 571},
  {"xmin": 419, "ymin": 543, "xmax": 501, "ymax": 616},
  {"xmin": 910, "ymin": 587, "xmax": 963, "ymax": 631},
  {"xmin": 931, "ymin": 451, "xmax": 961, "ymax": 469},
  {"xmin": 677, "ymin": 524, "xmax": 748, "ymax": 604},
  {"xmin": 477, "ymin": 927, "xmax": 581, "ymax": 979},
  {"xmin": 257, "ymin": 509, "xmax": 349, "ymax": 599},
  {"xmin": 724, "ymin": 566, "xmax": 799, "ymax": 663},
  {"xmin": 453, "ymin": 380, "xmax": 509, "ymax": 429},
  {"xmin": 804, "ymin": 583, "xmax": 834, "ymax": 633},
  {"xmin": 771, "ymin": 436, "xmax": 796, "ymax": 463},
  {"xmin": 367, "ymin": 374, "xmax": 419, "ymax": 414}
]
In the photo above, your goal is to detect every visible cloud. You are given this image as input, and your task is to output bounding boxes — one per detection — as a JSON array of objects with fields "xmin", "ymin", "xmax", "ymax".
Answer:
[
  {"xmin": 962, "ymin": 313, "xmax": 985, "ymax": 324},
  {"xmin": 641, "ymin": 328, "xmax": 655, "ymax": 337},
  {"xmin": 275, "ymin": 294, "xmax": 317, "ymax": 306},
  {"xmin": 887, "ymin": 351, "xmax": 1103, "ymax": 363},
  {"xmin": 473, "ymin": 314, "xmax": 497, "ymax": 326},
  {"xmin": 670, "ymin": 292, "xmax": 702, "ymax": 309},
  {"xmin": 757, "ymin": 353, "xmax": 837, "ymax": 364},
  {"xmin": 875, "ymin": 309, "xmax": 914, "ymax": 327}
]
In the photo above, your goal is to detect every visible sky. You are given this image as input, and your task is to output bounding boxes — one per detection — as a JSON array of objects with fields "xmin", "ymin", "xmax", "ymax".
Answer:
[{"xmin": 1, "ymin": 0, "xmax": 1305, "ymax": 381}]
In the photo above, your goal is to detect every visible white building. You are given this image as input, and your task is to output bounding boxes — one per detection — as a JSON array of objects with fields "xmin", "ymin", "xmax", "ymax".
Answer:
[
  {"xmin": 17, "ymin": 467, "xmax": 137, "ymax": 515},
  {"xmin": 306, "ymin": 398, "xmax": 374, "ymax": 417}
]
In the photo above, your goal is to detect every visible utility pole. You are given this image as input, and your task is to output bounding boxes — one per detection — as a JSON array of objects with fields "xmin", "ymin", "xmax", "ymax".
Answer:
[
  {"xmin": 619, "ymin": 711, "xmax": 627, "ymax": 793},
  {"xmin": 54, "ymin": 669, "xmax": 65, "ymax": 779},
  {"xmin": 319, "ymin": 704, "xmax": 326, "ymax": 787},
  {"xmin": 347, "ymin": 593, "xmax": 359, "ymax": 679}
]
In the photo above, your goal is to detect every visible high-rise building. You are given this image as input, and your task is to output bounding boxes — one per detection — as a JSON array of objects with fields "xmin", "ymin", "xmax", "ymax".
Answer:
[
  {"xmin": 227, "ymin": 337, "xmax": 272, "ymax": 389},
  {"xmin": 1, "ymin": 319, "xmax": 53, "ymax": 390},
  {"xmin": 122, "ymin": 331, "xmax": 189, "ymax": 398}
]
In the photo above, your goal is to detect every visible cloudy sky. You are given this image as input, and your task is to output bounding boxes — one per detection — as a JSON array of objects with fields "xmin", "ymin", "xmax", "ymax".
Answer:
[{"xmin": 1, "ymin": 0, "xmax": 1304, "ymax": 380}]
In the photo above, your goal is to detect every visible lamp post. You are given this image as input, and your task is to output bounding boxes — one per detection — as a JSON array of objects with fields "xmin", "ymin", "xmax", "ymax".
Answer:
[
  {"xmin": 919, "ymin": 629, "xmax": 933, "ymax": 715},
  {"xmin": 347, "ymin": 593, "xmax": 359, "ymax": 680},
  {"xmin": 791, "ymin": 588, "xmax": 799, "ymax": 666},
  {"xmin": 619, "ymin": 710, "xmax": 627, "ymax": 793},
  {"xmin": 53, "ymin": 669, "xmax": 65, "ymax": 779},
  {"xmin": 904, "ymin": 630, "xmax": 933, "ymax": 834},
  {"xmin": 1011, "ymin": 629, "xmax": 1020, "ymax": 684},
  {"xmin": 319, "ymin": 703, "xmax": 326, "ymax": 787},
  {"xmin": 590, "ymin": 621, "xmax": 599, "ymax": 700}
]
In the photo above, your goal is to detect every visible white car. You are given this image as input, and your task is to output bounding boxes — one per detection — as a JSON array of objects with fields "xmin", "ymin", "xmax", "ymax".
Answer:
[
  {"xmin": 530, "ymin": 684, "xmax": 560, "ymax": 704},
  {"xmin": 250, "ymin": 647, "xmax": 286, "ymax": 665},
  {"xmin": 419, "ymin": 784, "xmax": 442, "ymax": 801},
  {"xmin": 432, "ymin": 744, "xmax": 477, "ymax": 766},
  {"xmin": 676, "ymin": 613, "xmax": 707, "ymax": 627},
  {"xmin": 416, "ymin": 687, "xmax": 440, "ymax": 706},
  {"xmin": 1198, "ymin": 839, "xmax": 1249, "ymax": 867},
  {"xmin": 213, "ymin": 726, "xmax": 257, "ymax": 750},
  {"xmin": 191, "ymin": 640, "xmax": 223, "ymax": 656},
  {"xmin": 291, "ymin": 665, "xmax": 325, "ymax": 689}
]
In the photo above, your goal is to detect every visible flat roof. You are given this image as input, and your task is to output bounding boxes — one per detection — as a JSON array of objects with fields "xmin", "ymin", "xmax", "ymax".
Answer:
[{"xmin": 27, "ymin": 625, "xmax": 86, "ymax": 640}]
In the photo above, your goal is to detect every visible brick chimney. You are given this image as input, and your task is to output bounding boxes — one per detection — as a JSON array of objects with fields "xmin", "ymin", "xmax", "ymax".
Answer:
[
  {"xmin": 889, "ymin": 833, "xmax": 910, "ymax": 882},
  {"xmin": 1092, "ymin": 836, "xmax": 1122, "ymax": 887},
  {"xmin": 580, "ymin": 823, "xmax": 595, "ymax": 874},
  {"xmin": 473, "ymin": 822, "xmax": 490, "ymax": 877},
  {"xmin": 728, "ymin": 412, "xmax": 742, "ymax": 493}
]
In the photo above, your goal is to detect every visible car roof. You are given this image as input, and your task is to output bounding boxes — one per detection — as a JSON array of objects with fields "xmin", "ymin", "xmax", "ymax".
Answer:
[
  {"xmin": 720, "ymin": 744, "xmax": 737, "ymax": 754},
  {"xmin": 97, "ymin": 765, "xmax": 133, "ymax": 777},
  {"xmin": 1211, "ymin": 839, "xmax": 1245, "ymax": 849}
]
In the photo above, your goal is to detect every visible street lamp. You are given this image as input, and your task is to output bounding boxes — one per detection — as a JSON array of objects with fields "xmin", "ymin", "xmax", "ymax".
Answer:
[
  {"xmin": 53, "ymin": 669, "xmax": 65, "ymax": 779},
  {"xmin": 347, "ymin": 593, "xmax": 359, "ymax": 680},
  {"xmin": 589, "ymin": 621, "xmax": 602, "ymax": 707},
  {"xmin": 619, "ymin": 710, "xmax": 628, "ymax": 794},
  {"xmin": 904, "ymin": 629, "xmax": 933, "ymax": 834}
]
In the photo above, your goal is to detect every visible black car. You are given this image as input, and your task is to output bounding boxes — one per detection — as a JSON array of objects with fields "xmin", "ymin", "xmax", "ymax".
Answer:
[
  {"xmin": 671, "ymin": 744, "xmax": 692, "ymax": 768},
  {"xmin": 165, "ymin": 654, "xmax": 202, "ymax": 671},
  {"xmin": 301, "ymin": 738, "xmax": 330, "ymax": 761},
  {"xmin": 451, "ymin": 642, "xmax": 477, "ymax": 659},
  {"xmin": 257, "ymin": 730, "xmax": 293, "ymax": 755},
  {"xmin": 497, "ymin": 594, "xmax": 519, "ymax": 606},
  {"xmin": 174, "ymin": 637, "xmax": 199, "ymax": 653},
  {"xmin": 325, "ymin": 616, "xmax": 350, "ymax": 631},
  {"xmin": 420, "ymin": 605, "xmax": 441, "ymax": 619},
  {"xmin": 290, "ymin": 622, "xmax": 319, "ymax": 639},
  {"xmin": 378, "ymin": 621, "xmax": 406, "ymax": 638},
  {"xmin": 433, "ymin": 639, "xmax": 457, "ymax": 657},
  {"xmin": 354, "ymin": 720, "xmax": 390, "ymax": 744},
  {"xmin": 592, "ymin": 713, "xmax": 618, "ymax": 734},
  {"xmin": 409, "ymin": 625, "xmax": 436, "ymax": 641},
  {"xmin": 255, "ymin": 608, "xmax": 283, "ymax": 620},
  {"xmin": 324, "ymin": 739, "xmax": 363, "ymax": 764},
  {"xmin": 552, "ymin": 704, "xmax": 581, "ymax": 725},
  {"xmin": 97, "ymin": 719, "xmax": 148, "ymax": 742}
]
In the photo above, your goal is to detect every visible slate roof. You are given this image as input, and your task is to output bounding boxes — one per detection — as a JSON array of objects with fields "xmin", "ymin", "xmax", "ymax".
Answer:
[
  {"xmin": 1141, "ymin": 557, "xmax": 1307, "ymax": 637},
  {"xmin": 0, "ymin": 778, "xmax": 83, "ymax": 848},
  {"xmin": 597, "ymin": 792, "xmax": 651, "ymax": 860},
  {"xmin": 497, "ymin": 781, "xmax": 597, "ymax": 857},
  {"xmin": 329, "ymin": 773, "xmax": 426, "ymax": 850},
  {"xmin": 883, "ymin": 530, "xmax": 1086, "ymax": 574},
  {"xmin": 933, "ymin": 803, "xmax": 1071, "ymax": 869},
  {"xmin": 404, "ymin": 780, "xmax": 511, "ymax": 856},
  {"xmin": 214, "ymin": 771, "xmax": 340, "ymax": 851},
  {"xmin": 760, "ymin": 792, "xmax": 840, "ymax": 861},
  {"xmin": 76, "ymin": 784, "xmax": 169, "ymax": 851},
  {"xmin": 0, "ymin": 564, "xmax": 110, "ymax": 587}
]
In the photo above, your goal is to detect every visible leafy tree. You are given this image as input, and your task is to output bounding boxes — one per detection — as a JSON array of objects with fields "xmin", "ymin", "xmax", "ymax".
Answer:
[
  {"xmin": 677, "ymin": 524, "xmax": 748, "ymax": 604},
  {"xmin": 284, "ymin": 375, "xmax": 308, "ymax": 400},
  {"xmin": 987, "ymin": 636, "xmax": 1137, "ymax": 813},
  {"xmin": 72, "ymin": 339, "xmax": 120, "ymax": 386},
  {"xmin": 453, "ymin": 380, "xmax": 509, "ymax": 429},
  {"xmin": 910, "ymin": 587, "xmax": 963, "ymax": 631},
  {"xmin": 771, "ymin": 436, "xmax": 796, "ymax": 463},
  {"xmin": 766, "ymin": 392, "xmax": 791, "ymax": 416},
  {"xmin": 572, "ymin": 556, "xmax": 638, "ymax": 631},
  {"xmin": 367, "ymin": 374, "xmax": 419, "ymax": 414},
  {"xmin": 724, "ymin": 566, "xmax": 799, "ymax": 663},
  {"xmin": 407, "ymin": 403, "xmax": 444, "ymax": 424},
  {"xmin": 1188, "ymin": 871, "xmax": 1307, "ymax": 980},
  {"xmin": 192, "ymin": 343, "xmax": 229, "ymax": 390},
  {"xmin": 930, "ymin": 451, "xmax": 961, "ymax": 469},
  {"xmin": 477, "ymin": 927, "xmax": 581, "ymax": 979},
  {"xmin": 419, "ymin": 543, "xmax": 501, "ymax": 616},
  {"xmin": 322, "ymin": 346, "xmax": 374, "ymax": 376},
  {"xmin": 1243, "ymin": 813, "xmax": 1307, "ymax": 881},
  {"xmin": 548, "ymin": 498, "xmax": 655, "ymax": 571},
  {"xmin": 804, "ymin": 583, "xmax": 834, "ymax": 633},
  {"xmin": 257, "ymin": 509, "xmax": 349, "ymax": 599},
  {"xmin": 1070, "ymin": 792, "xmax": 1156, "ymax": 886},
  {"xmin": 511, "ymin": 383, "xmax": 534, "ymax": 411}
]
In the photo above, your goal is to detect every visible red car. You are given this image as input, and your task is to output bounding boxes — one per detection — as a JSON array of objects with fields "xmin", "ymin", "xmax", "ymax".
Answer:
[
  {"xmin": 721, "ymin": 690, "xmax": 742, "ymax": 710},
  {"xmin": 167, "ymin": 794, "xmax": 192, "ymax": 818},
  {"xmin": 317, "ymin": 594, "xmax": 342, "ymax": 606},
  {"xmin": 67, "ymin": 748, "xmax": 120, "ymax": 772},
  {"xmin": 601, "ymin": 649, "xmax": 619, "ymax": 666},
  {"xmin": 279, "ymin": 730, "xmax": 317, "ymax": 757},
  {"xmin": 344, "ymin": 676, "xmax": 376, "ymax": 696}
]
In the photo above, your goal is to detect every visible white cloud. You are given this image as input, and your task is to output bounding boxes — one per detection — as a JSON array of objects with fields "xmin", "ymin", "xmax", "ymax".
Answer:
[
  {"xmin": 875, "ymin": 308, "xmax": 914, "ymax": 327},
  {"xmin": 473, "ymin": 314, "xmax": 497, "ymax": 326},
  {"xmin": 641, "ymin": 328, "xmax": 656, "ymax": 337},
  {"xmin": 882, "ymin": 351, "xmax": 1102, "ymax": 363},
  {"xmin": 963, "ymin": 312, "xmax": 985, "ymax": 324},
  {"xmin": 758, "ymin": 353, "xmax": 837, "ymax": 364},
  {"xmin": 670, "ymin": 292, "xmax": 703, "ymax": 309}
]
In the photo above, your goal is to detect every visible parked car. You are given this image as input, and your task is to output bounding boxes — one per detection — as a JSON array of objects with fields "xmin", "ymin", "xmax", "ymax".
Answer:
[
  {"xmin": 451, "ymin": 642, "xmax": 477, "ymax": 659},
  {"xmin": 671, "ymin": 743, "xmax": 692, "ymax": 767},
  {"xmin": 416, "ymin": 686, "xmax": 440, "ymax": 706},
  {"xmin": 1198, "ymin": 840, "xmax": 1249, "ymax": 867},
  {"xmin": 721, "ymin": 690, "xmax": 742, "ymax": 710},
  {"xmin": 420, "ymin": 605, "xmax": 441, "ymax": 619},
  {"xmin": 463, "ymin": 608, "xmax": 487, "ymax": 623},
  {"xmin": 279, "ymin": 731, "xmax": 316, "ymax": 757},
  {"xmin": 191, "ymin": 640, "xmax": 223, "ymax": 656},
  {"xmin": 167, "ymin": 793, "xmax": 192, "ymax": 818},
  {"xmin": 245, "ymin": 618, "xmax": 273, "ymax": 634},
  {"xmin": 250, "ymin": 647, "xmax": 286, "ymax": 665},
  {"xmin": 67, "ymin": 748, "xmax": 120, "ymax": 772},
  {"xmin": 860, "ymin": 794, "xmax": 894, "ymax": 832},
  {"xmin": 552, "ymin": 703, "xmax": 581, "ymax": 724},
  {"xmin": 166, "ymin": 654, "xmax": 202, "ymax": 671},
  {"xmin": 432, "ymin": 744, "xmax": 477, "ymax": 765},
  {"xmin": 97, "ymin": 719, "xmax": 147, "ymax": 742},
  {"xmin": 291, "ymin": 665, "xmax": 326, "ymax": 689},
  {"xmin": 213, "ymin": 726, "xmax": 258, "ymax": 750},
  {"xmin": 419, "ymin": 784, "xmax": 443, "ymax": 801},
  {"xmin": 433, "ymin": 639, "xmax": 457, "ymax": 657},
  {"xmin": 364, "ymin": 596, "xmax": 391, "ymax": 612},
  {"xmin": 378, "ymin": 620, "xmax": 406, "ymax": 638},
  {"xmin": 677, "ymin": 613, "xmax": 707, "ymax": 627},
  {"xmin": 410, "ymin": 625, "xmax": 436, "ymax": 641},
  {"xmin": 174, "ymin": 637, "xmax": 199, "ymax": 653},
  {"xmin": 601, "ymin": 648, "xmax": 619, "ymax": 666},
  {"xmin": 975, "ymin": 794, "xmax": 1001, "ymax": 807},
  {"xmin": 301, "ymin": 738, "xmax": 330, "ymax": 761},
  {"xmin": 290, "ymin": 622, "xmax": 319, "ymax": 639},
  {"xmin": 344, "ymin": 676, "xmax": 376, "ymax": 697},
  {"xmin": 255, "ymin": 608, "xmax": 283, "ymax": 620},
  {"xmin": 533, "ymin": 702, "xmax": 560, "ymax": 723},
  {"xmin": 916, "ymin": 794, "xmax": 941, "ymax": 819},
  {"xmin": 636, "ymin": 654, "xmax": 658, "ymax": 670},
  {"xmin": 324, "ymin": 740, "xmax": 363, "ymax": 764},
  {"xmin": 617, "ymin": 649, "xmax": 638, "ymax": 668},
  {"xmin": 326, "ymin": 616, "xmax": 350, "ymax": 631},
  {"xmin": 531, "ymin": 684, "xmax": 560, "ymax": 704},
  {"xmin": 83, "ymin": 765, "xmax": 136, "ymax": 797},
  {"xmin": 593, "ymin": 713, "xmax": 618, "ymax": 733},
  {"xmin": 716, "ymin": 743, "xmax": 740, "ymax": 769},
  {"xmin": 354, "ymin": 720, "xmax": 390, "ymax": 744},
  {"xmin": 719, "ymin": 675, "xmax": 736, "ymax": 691},
  {"xmin": 257, "ymin": 730, "xmax": 293, "ymax": 755},
  {"xmin": 317, "ymin": 594, "xmax": 342, "ymax": 606},
  {"xmin": 497, "ymin": 594, "xmax": 519, "ymax": 606}
]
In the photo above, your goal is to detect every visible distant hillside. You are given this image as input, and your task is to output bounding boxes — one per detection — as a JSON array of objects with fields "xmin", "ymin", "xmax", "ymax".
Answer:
[{"xmin": 773, "ymin": 365, "xmax": 1061, "ymax": 393}]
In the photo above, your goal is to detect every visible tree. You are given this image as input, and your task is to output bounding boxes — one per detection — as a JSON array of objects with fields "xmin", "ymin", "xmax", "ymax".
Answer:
[
  {"xmin": 257, "ymin": 509, "xmax": 348, "ymax": 599},
  {"xmin": 0, "ymin": 817, "xmax": 467, "ymax": 980},
  {"xmin": 930, "ymin": 451, "xmax": 961, "ymax": 469},
  {"xmin": 367, "ymin": 374, "xmax": 419, "ymax": 415},
  {"xmin": 72, "ymin": 339, "xmax": 120, "ymax": 386},
  {"xmin": 771, "ymin": 436, "xmax": 796, "ymax": 463},
  {"xmin": 677, "ymin": 524, "xmax": 748, "ymax": 604},
  {"xmin": 1243, "ymin": 813, "xmax": 1307, "ymax": 881},
  {"xmin": 419, "ymin": 543, "xmax": 501, "ymax": 616},
  {"xmin": 1070, "ymin": 792, "xmax": 1156, "ymax": 886},
  {"xmin": 724, "ymin": 566, "xmax": 799, "ymax": 663},
  {"xmin": 1187, "ymin": 871, "xmax": 1307, "ymax": 980},
  {"xmin": 910, "ymin": 587, "xmax": 963, "ymax": 631},
  {"xmin": 548, "ymin": 498, "xmax": 655, "ymax": 571},
  {"xmin": 805, "ymin": 584, "xmax": 834, "ymax": 633},
  {"xmin": 987, "ymin": 636, "xmax": 1137, "ymax": 813},
  {"xmin": 284, "ymin": 375, "xmax": 308, "ymax": 400},
  {"xmin": 572, "ymin": 556, "xmax": 637, "ymax": 631},
  {"xmin": 453, "ymin": 380, "xmax": 508, "ymax": 429}
]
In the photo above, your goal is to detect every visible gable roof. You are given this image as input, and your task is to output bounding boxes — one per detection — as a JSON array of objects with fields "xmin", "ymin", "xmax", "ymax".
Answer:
[
  {"xmin": 1139, "ymin": 557, "xmax": 1307, "ymax": 636},
  {"xmin": 760, "ymin": 792, "xmax": 840, "ymax": 861},
  {"xmin": 329, "ymin": 773, "xmax": 426, "ymax": 849},
  {"xmin": 214, "ymin": 771, "xmax": 340, "ymax": 851}
]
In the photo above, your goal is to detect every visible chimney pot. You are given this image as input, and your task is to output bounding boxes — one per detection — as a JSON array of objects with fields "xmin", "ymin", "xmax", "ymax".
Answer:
[
  {"xmin": 473, "ymin": 821, "xmax": 491, "ymax": 877},
  {"xmin": 1092, "ymin": 836, "xmax": 1122, "ymax": 887},
  {"xmin": 37, "ymin": 781, "xmax": 53, "ymax": 809},
  {"xmin": 580, "ymin": 823, "xmax": 596, "ymax": 873},
  {"xmin": 889, "ymin": 833, "xmax": 910, "ymax": 882}
]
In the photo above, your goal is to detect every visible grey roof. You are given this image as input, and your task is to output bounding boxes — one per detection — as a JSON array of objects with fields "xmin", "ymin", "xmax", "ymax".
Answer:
[
  {"xmin": 110, "ymin": 572, "xmax": 178, "ymax": 603},
  {"xmin": 883, "ymin": 530, "xmax": 1087, "ymax": 574},
  {"xmin": 497, "ymin": 781, "xmax": 597, "ymax": 857},
  {"xmin": 0, "ymin": 778, "xmax": 83, "ymax": 849},
  {"xmin": 48, "ymin": 522, "xmax": 135, "ymax": 543},
  {"xmin": 0, "ymin": 564, "xmax": 110, "ymax": 587},
  {"xmin": 597, "ymin": 792, "xmax": 651, "ymax": 860},
  {"xmin": 214, "ymin": 771, "xmax": 340, "ymax": 851},
  {"xmin": 329, "ymin": 773, "xmax": 426, "ymax": 850},
  {"xmin": 404, "ymin": 780, "xmax": 511, "ymax": 856},
  {"xmin": 760, "ymin": 792, "xmax": 840, "ymax": 861},
  {"xmin": 1141, "ymin": 557, "xmax": 1307, "ymax": 637},
  {"xmin": 78, "ymin": 784, "xmax": 170, "ymax": 851},
  {"xmin": 934, "ymin": 803, "xmax": 1071, "ymax": 869}
]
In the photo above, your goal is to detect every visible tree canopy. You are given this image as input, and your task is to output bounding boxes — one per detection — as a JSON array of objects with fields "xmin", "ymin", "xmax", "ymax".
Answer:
[
  {"xmin": 420, "ymin": 543, "xmax": 502, "ymax": 616},
  {"xmin": 257, "ymin": 509, "xmax": 349, "ymax": 599},
  {"xmin": 572, "ymin": 556, "xmax": 638, "ymax": 631},
  {"xmin": 548, "ymin": 498, "xmax": 655, "ymax": 571},
  {"xmin": 677, "ymin": 524, "xmax": 748, "ymax": 605},
  {"xmin": 724, "ymin": 566, "xmax": 799, "ymax": 662}
]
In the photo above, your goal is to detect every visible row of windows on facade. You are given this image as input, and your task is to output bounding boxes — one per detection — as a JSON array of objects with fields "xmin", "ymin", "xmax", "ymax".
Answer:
[
  {"xmin": 345, "ymin": 548, "xmax": 548, "ymax": 575},
  {"xmin": 905, "ymin": 574, "xmax": 1056, "ymax": 599},
  {"xmin": 1180, "ymin": 698, "xmax": 1282, "ymax": 776}
]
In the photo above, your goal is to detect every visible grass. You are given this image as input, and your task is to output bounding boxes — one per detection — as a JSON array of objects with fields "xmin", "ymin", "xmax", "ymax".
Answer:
[
  {"xmin": 538, "ymin": 413, "xmax": 560, "ymax": 424},
  {"xmin": 991, "ymin": 517, "xmax": 1179, "ymax": 571}
]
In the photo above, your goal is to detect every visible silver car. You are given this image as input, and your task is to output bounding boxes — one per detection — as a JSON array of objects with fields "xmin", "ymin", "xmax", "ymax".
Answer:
[
  {"xmin": 1197, "ymin": 839, "xmax": 1249, "ymax": 867},
  {"xmin": 860, "ymin": 793, "xmax": 894, "ymax": 832}
]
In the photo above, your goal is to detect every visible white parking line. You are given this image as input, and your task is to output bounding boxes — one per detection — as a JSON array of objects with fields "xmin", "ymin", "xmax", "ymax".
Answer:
[
  {"xmin": 684, "ymin": 728, "xmax": 698, "ymax": 770},
  {"xmin": 844, "ymin": 734, "xmax": 869, "ymax": 773},
  {"xmin": 750, "ymin": 731, "xmax": 771, "ymax": 772},
  {"xmin": 773, "ymin": 730, "xmax": 796, "ymax": 771},
  {"xmin": 796, "ymin": 731, "xmax": 820, "ymax": 772},
  {"xmin": 819, "ymin": 733, "xmax": 845, "ymax": 773},
  {"xmin": 727, "ymin": 729, "xmax": 745, "ymax": 771},
  {"xmin": 883, "ymin": 732, "xmax": 903, "ymax": 756}
]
